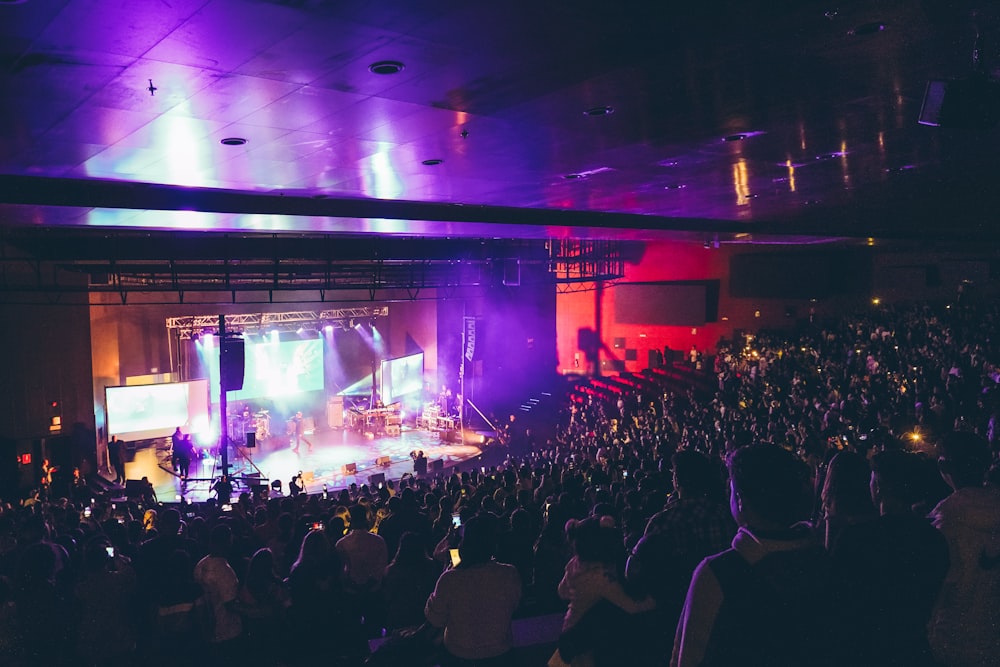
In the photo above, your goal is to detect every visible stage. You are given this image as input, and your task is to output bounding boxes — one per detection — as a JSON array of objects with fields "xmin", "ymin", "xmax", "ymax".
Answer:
[{"xmin": 118, "ymin": 423, "xmax": 486, "ymax": 503}]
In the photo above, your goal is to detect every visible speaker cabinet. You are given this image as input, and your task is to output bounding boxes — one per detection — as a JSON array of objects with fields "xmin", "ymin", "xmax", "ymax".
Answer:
[
  {"xmin": 220, "ymin": 336, "xmax": 245, "ymax": 391},
  {"xmin": 375, "ymin": 455, "xmax": 391, "ymax": 467},
  {"xmin": 369, "ymin": 472, "xmax": 386, "ymax": 486},
  {"xmin": 342, "ymin": 462, "xmax": 357, "ymax": 475}
]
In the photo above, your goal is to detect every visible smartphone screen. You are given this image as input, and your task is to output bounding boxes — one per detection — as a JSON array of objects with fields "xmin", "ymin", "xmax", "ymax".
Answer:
[
  {"xmin": 449, "ymin": 548, "xmax": 461, "ymax": 568},
  {"xmin": 105, "ymin": 546, "xmax": 115, "ymax": 558},
  {"xmin": 451, "ymin": 512, "xmax": 461, "ymax": 528},
  {"xmin": 221, "ymin": 504, "xmax": 233, "ymax": 512}
]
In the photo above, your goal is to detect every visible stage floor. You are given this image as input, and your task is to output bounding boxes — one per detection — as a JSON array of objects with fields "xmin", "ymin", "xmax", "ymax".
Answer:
[{"xmin": 121, "ymin": 425, "xmax": 485, "ymax": 503}]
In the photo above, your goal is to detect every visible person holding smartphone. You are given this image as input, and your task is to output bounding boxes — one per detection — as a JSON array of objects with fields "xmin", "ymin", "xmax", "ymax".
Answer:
[
  {"xmin": 424, "ymin": 512, "xmax": 522, "ymax": 665},
  {"xmin": 72, "ymin": 538, "xmax": 138, "ymax": 664}
]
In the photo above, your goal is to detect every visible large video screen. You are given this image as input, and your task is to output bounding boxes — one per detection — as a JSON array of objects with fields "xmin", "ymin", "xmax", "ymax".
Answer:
[
  {"xmin": 205, "ymin": 337, "xmax": 324, "ymax": 402},
  {"xmin": 105, "ymin": 379, "xmax": 210, "ymax": 442},
  {"xmin": 381, "ymin": 352, "xmax": 424, "ymax": 403}
]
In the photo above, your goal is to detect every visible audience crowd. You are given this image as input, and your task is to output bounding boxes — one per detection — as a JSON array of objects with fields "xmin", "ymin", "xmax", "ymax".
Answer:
[{"xmin": 1, "ymin": 299, "xmax": 999, "ymax": 666}]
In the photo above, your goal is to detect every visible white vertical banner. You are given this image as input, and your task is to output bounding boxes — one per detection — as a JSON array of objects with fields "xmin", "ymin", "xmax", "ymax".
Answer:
[{"xmin": 464, "ymin": 316, "xmax": 477, "ymax": 363}]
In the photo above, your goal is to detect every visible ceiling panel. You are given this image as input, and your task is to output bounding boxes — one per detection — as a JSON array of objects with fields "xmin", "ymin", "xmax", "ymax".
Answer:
[{"xmin": 1, "ymin": 0, "xmax": 999, "ymax": 254}]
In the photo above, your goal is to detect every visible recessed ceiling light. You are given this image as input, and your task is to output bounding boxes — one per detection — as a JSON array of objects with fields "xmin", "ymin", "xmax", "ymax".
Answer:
[
  {"xmin": 849, "ymin": 22, "xmax": 887, "ymax": 36},
  {"xmin": 369, "ymin": 60, "xmax": 405, "ymax": 75},
  {"xmin": 723, "ymin": 133, "xmax": 747, "ymax": 142},
  {"xmin": 220, "ymin": 137, "xmax": 247, "ymax": 146},
  {"xmin": 583, "ymin": 106, "xmax": 615, "ymax": 117},
  {"xmin": 421, "ymin": 158, "xmax": 443, "ymax": 166},
  {"xmin": 664, "ymin": 183, "xmax": 687, "ymax": 190},
  {"xmin": 564, "ymin": 173, "xmax": 584, "ymax": 179}
]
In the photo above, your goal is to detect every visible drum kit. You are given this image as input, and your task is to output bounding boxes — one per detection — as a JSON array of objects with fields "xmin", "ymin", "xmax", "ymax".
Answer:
[
  {"xmin": 252, "ymin": 410, "xmax": 271, "ymax": 440},
  {"xmin": 230, "ymin": 409, "xmax": 272, "ymax": 443}
]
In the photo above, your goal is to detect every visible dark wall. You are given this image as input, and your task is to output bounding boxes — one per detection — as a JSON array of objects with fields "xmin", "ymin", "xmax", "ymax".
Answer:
[
  {"xmin": 730, "ymin": 249, "xmax": 872, "ymax": 299},
  {"xmin": 438, "ymin": 264, "xmax": 557, "ymax": 416},
  {"xmin": 0, "ymin": 301, "xmax": 95, "ymax": 441},
  {"xmin": 615, "ymin": 281, "xmax": 720, "ymax": 325}
]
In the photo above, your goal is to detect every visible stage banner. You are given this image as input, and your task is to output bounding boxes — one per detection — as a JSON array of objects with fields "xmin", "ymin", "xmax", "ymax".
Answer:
[{"xmin": 464, "ymin": 316, "xmax": 480, "ymax": 362}]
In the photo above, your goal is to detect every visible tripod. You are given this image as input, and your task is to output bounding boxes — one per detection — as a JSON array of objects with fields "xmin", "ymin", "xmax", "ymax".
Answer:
[{"xmin": 227, "ymin": 435, "xmax": 268, "ymax": 495}]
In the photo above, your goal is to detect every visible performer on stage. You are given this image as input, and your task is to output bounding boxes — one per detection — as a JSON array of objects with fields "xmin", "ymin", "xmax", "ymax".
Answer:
[
  {"xmin": 175, "ymin": 431, "xmax": 194, "ymax": 480},
  {"xmin": 438, "ymin": 385, "xmax": 453, "ymax": 414},
  {"xmin": 291, "ymin": 411, "xmax": 313, "ymax": 453},
  {"xmin": 107, "ymin": 435, "xmax": 126, "ymax": 485}
]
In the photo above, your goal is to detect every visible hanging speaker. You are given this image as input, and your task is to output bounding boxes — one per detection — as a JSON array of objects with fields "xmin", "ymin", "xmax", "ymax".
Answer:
[{"xmin": 220, "ymin": 336, "xmax": 245, "ymax": 391}]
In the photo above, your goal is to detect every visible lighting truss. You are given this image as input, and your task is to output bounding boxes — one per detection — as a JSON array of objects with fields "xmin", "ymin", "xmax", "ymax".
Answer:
[{"xmin": 166, "ymin": 306, "xmax": 389, "ymax": 339}]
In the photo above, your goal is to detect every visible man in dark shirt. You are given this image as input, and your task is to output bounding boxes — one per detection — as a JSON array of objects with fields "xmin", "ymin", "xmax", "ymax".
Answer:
[
  {"xmin": 672, "ymin": 444, "xmax": 838, "ymax": 667},
  {"xmin": 832, "ymin": 449, "xmax": 949, "ymax": 667},
  {"xmin": 637, "ymin": 449, "xmax": 736, "ymax": 630},
  {"xmin": 107, "ymin": 435, "xmax": 126, "ymax": 485}
]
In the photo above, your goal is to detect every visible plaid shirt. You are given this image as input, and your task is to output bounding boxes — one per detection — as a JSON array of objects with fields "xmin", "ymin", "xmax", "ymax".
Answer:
[{"xmin": 643, "ymin": 497, "xmax": 736, "ymax": 558}]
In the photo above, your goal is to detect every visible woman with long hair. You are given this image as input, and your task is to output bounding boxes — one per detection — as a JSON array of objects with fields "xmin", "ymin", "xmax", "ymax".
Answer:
[
  {"xmin": 238, "ymin": 548, "xmax": 288, "ymax": 664},
  {"xmin": 382, "ymin": 532, "xmax": 441, "ymax": 631},
  {"xmin": 285, "ymin": 529, "xmax": 343, "ymax": 663},
  {"xmin": 818, "ymin": 450, "xmax": 877, "ymax": 549}
]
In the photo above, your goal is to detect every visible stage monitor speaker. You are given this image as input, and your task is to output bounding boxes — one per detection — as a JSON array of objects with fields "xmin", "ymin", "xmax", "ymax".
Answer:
[
  {"xmin": 431, "ymin": 459, "xmax": 445, "ymax": 472},
  {"xmin": 342, "ymin": 462, "xmax": 357, "ymax": 475},
  {"xmin": 245, "ymin": 432, "xmax": 256, "ymax": 448},
  {"xmin": 369, "ymin": 472, "xmax": 386, "ymax": 486},
  {"xmin": 375, "ymin": 455, "xmax": 391, "ymax": 467},
  {"xmin": 220, "ymin": 337, "xmax": 246, "ymax": 391}
]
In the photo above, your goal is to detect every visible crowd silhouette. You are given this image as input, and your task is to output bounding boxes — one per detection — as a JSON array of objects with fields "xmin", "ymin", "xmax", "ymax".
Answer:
[{"xmin": 1, "ymin": 300, "xmax": 998, "ymax": 666}]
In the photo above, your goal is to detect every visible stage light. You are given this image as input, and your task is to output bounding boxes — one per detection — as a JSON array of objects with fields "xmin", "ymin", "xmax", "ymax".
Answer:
[
  {"xmin": 324, "ymin": 325, "xmax": 334, "ymax": 334},
  {"xmin": 270, "ymin": 329, "xmax": 279, "ymax": 339}
]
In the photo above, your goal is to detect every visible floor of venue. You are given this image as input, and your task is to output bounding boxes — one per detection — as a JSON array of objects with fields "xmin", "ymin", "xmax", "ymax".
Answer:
[{"xmin": 118, "ymin": 424, "xmax": 485, "ymax": 503}]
